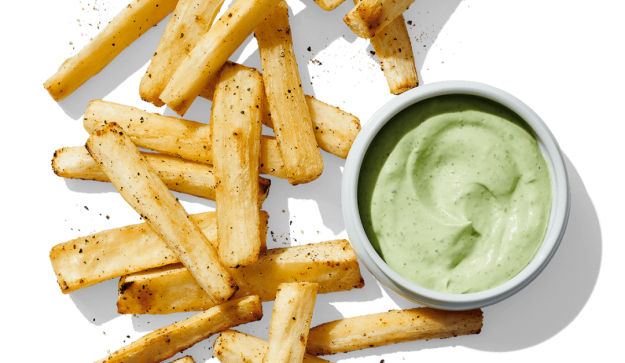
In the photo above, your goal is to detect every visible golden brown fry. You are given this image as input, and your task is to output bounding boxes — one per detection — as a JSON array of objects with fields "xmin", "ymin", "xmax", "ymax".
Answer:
[
  {"xmin": 49, "ymin": 211, "xmax": 269, "ymax": 294},
  {"xmin": 94, "ymin": 296, "xmax": 263, "ymax": 363},
  {"xmin": 86, "ymin": 122, "xmax": 236, "ymax": 303},
  {"xmin": 215, "ymin": 330, "xmax": 331, "ymax": 363},
  {"xmin": 263, "ymin": 282, "xmax": 318, "ymax": 363},
  {"xmin": 306, "ymin": 307, "xmax": 483, "ymax": 355},
  {"xmin": 83, "ymin": 100, "xmax": 287, "ymax": 177},
  {"xmin": 344, "ymin": 0, "xmax": 416, "ymax": 39},
  {"xmin": 306, "ymin": 96, "xmax": 361, "ymax": 158},
  {"xmin": 256, "ymin": 2, "xmax": 324, "ymax": 184},
  {"xmin": 44, "ymin": 0, "xmax": 178, "ymax": 101},
  {"xmin": 84, "ymin": 100, "xmax": 213, "ymax": 164},
  {"xmin": 140, "ymin": 0, "xmax": 226, "ymax": 106},
  {"xmin": 52, "ymin": 146, "xmax": 270, "ymax": 202},
  {"xmin": 161, "ymin": 0, "xmax": 283, "ymax": 115},
  {"xmin": 360, "ymin": 0, "xmax": 417, "ymax": 94},
  {"xmin": 313, "ymin": 0, "xmax": 346, "ymax": 11},
  {"xmin": 117, "ymin": 240, "xmax": 364, "ymax": 314},
  {"xmin": 211, "ymin": 63, "xmax": 264, "ymax": 267}
]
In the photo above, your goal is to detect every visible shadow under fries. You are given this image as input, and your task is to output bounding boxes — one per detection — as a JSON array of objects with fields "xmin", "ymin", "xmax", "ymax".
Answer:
[{"xmin": 69, "ymin": 278, "xmax": 120, "ymax": 326}]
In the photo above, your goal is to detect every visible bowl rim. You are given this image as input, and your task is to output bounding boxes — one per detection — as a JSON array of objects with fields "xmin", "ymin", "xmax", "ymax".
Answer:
[{"xmin": 341, "ymin": 80, "xmax": 571, "ymax": 310}]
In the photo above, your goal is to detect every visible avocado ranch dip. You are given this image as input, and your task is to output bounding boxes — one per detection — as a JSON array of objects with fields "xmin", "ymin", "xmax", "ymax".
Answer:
[{"xmin": 358, "ymin": 95, "xmax": 552, "ymax": 294}]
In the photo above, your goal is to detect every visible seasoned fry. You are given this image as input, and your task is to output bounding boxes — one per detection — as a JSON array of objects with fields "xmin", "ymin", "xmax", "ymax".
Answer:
[
  {"xmin": 94, "ymin": 296, "xmax": 263, "ymax": 363},
  {"xmin": 83, "ymin": 100, "xmax": 287, "ymax": 177},
  {"xmin": 117, "ymin": 240, "xmax": 365, "ymax": 314},
  {"xmin": 140, "ymin": 0, "xmax": 226, "ymax": 106},
  {"xmin": 215, "ymin": 330, "xmax": 330, "ymax": 363},
  {"xmin": 160, "ymin": 0, "xmax": 283, "ymax": 115},
  {"xmin": 312, "ymin": 0, "xmax": 346, "ymax": 11},
  {"xmin": 305, "ymin": 96, "xmax": 360, "ymax": 158},
  {"xmin": 306, "ymin": 307, "xmax": 483, "ymax": 355},
  {"xmin": 211, "ymin": 63, "xmax": 264, "ymax": 267},
  {"xmin": 344, "ymin": 0, "xmax": 416, "ymax": 39},
  {"xmin": 52, "ymin": 146, "xmax": 270, "ymax": 202},
  {"xmin": 44, "ymin": 0, "xmax": 178, "ymax": 101},
  {"xmin": 84, "ymin": 100, "xmax": 213, "ymax": 163},
  {"xmin": 86, "ymin": 122, "xmax": 237, "ymax": 303},
  {"xmin": 359, "ymin": 0, "xmax": 417, "ymax": 94},
  {"xmin": 263, "ymin": 282, "xmax": 318, "ymax": 363},
  {"xmin": 50, "ymin": 211, "xmax": 269, "ymax": 294},
  {"xmin": 256, "ymin": 2, "xmax": 323, "ymax": 184}
]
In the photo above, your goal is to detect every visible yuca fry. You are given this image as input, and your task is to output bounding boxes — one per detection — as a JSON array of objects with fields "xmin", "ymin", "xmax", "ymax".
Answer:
[
  {"xmin": 86, "ymin": 122, "xmax": 237, "ymax": 303},
  {"xmin": 344, "ymin": 0, "xmax": 416, "ymax": 39},
  {"xmin": 94, "ymin": 296, "xmax": 263, "ymax": 363},
  {"xmin": 84, "ymin": 100, "xmax": 213, "ymax": 164},
  {"xmin": 313, "ymin": 0, "xmax": 346, "ymax": 11},
  {"xmin": 83, "ymin": 100, "xmax": 287, "ymax": 177},
  {"xmin": 306, "ymin": 307, "xmax": 483, "ymax": 355},
  {"xmin": 44, "ymin": 0, "xmax": 178, "ymax": 101},
  {"xmin": 263, "ymin": 282, "xmax": 318, "ymax": 363},
  {"xmin": 160, "ymin": 0, "xmax": 283, "ymax": 115},
  {"xmin": 360, "ymin": 0, "xmax": 417, "ymax": 94},
  {"xmin": 117, "ymin": 240, "xmax": 365, "ymax": 314},
  {"xmin": 214, "ymin": 330, "xmax": 330, "ymax": 363},
  {"xmin": 50, "ymin": 211, "xmax": 269, "ymax": 294},
  {"xmin": 211, "ymin": 63, "xmax": 264, "ymax": 267},
  {"xmin": 52, "ymin": 147, "xmax": 270, "ymax": 202},
  {"xmin": 201, "ymin": 65, "xmax": 361, "ymax": 159},
  {"xmin": 305, "ymin": 96, "xmax": 360, "ymax": 158},
  {"xmin": 256, "ymin": 2, "xmax": 324, "ymax": 184},
  {"xmin": 140, "ymin": 0, "xmax": 226, "ymax": 106}
]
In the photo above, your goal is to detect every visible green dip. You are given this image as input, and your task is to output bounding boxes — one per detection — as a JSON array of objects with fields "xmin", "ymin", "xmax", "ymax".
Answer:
[{"xmin": 358, "ymin": 95, "xmax": 552, "ymax": 294}]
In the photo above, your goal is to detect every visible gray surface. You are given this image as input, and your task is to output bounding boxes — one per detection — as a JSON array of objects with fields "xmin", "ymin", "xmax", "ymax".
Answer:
[{"xmin": 58, "ymin": 0, "xmax": 603, "ymax": 362}]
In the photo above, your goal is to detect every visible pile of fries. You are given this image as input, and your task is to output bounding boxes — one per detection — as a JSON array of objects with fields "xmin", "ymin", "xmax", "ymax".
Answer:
[{"xmin": 45, "ymin": 0, "xmax": 482, "ymax": 362}]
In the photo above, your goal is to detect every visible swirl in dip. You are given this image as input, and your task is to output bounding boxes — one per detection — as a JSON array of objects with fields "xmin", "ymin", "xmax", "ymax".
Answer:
[{"xmin": 358, "ymin": 95, "xmax": 552, "ymax": 294}]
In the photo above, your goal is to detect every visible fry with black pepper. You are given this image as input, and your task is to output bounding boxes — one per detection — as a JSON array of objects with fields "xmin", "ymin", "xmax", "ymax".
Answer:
[
  {"xmin": 256, "ymin": 1, "xmax": 324, "ymax": 184},
  {"xmin": 50, "ymin": 211, "xmax": 269, "ymax": 293},
  {"xmin": 117, "ymin": 240, "xmax": 364, "ymax": 314},
  {"xmin": 306, "ymin": 307, "xmax": 483, "ymax": 355},
  {"xmin": 356, "ymin": 0, "xmax": 418, "ymax": 94},
  {"xmin": 52, "ymin": 146, "xmax": 271, "ymax": 202},
  {"xmin": 263, "ymin": 282, "xmax": 318, "ymax": 363},
  {"xmin": 86, "ymin": 122, "xmax": 237, "ymax": 303},
  {"xmin": 211, "ymin": 63, "xmax": 264, "ymax": 267}
]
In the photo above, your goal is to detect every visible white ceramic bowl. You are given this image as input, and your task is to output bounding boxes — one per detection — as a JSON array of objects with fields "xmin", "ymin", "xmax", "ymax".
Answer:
[{"xmin": 342, "ymin": 81, "xmax": 570, "ymax": 310}]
